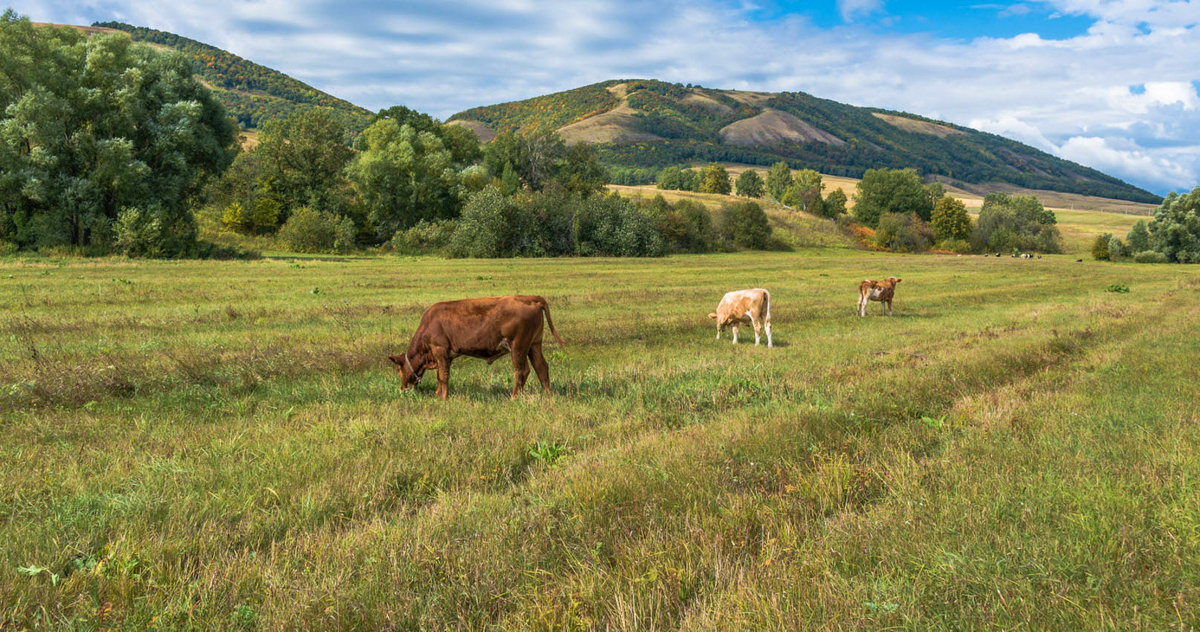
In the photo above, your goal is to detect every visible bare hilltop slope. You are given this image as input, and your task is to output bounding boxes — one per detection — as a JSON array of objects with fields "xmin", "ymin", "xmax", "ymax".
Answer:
[{"xmin": 450, "ymin": 79, "xmax": 1160, "ymax": 204}]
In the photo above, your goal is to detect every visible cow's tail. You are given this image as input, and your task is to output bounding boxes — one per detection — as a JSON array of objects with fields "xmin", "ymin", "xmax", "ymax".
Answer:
[
  {"xmin": 763, "ymin": 289, "xmax": 771, "ymax": 322},
  {"xmin": 539, "ymin": 299, "xmax": 565, "ymax": 346}
]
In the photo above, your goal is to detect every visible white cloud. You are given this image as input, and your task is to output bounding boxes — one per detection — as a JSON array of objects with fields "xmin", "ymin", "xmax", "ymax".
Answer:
[{"xmin": 837, "ymin": 0, "xmax": 886, "ymax": 21}]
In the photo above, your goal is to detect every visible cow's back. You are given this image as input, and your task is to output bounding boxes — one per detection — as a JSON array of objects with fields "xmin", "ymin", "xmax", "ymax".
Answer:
[
  {"xmin": 418, "ymin": 296, "xmax": 544, "ymax": 350},
  {"xmin": 718, "ymin": 288, "xmax": 769, "ymax": 321}
]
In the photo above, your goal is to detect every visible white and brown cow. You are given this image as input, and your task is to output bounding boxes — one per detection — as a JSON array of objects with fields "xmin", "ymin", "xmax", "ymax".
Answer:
[
  {"xmin": 708, "ymin": 288, "xmax": 772, "ymax": 347},
  {"xmin": 858, "ymin": 277, "xmax": 901, "ymax": 316}
]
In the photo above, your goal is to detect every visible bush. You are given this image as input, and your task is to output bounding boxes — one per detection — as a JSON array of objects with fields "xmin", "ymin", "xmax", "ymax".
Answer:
[
  {"xmin": 1107, "ymin": 235, "xmax": 1126, "ymax": 259},
  {"xmin": 114, "ymin": 207, "xmax": 166, "ymax": 258},
  {"xmin": 641, "ymin": 197, "xmax": 715, "ymax": 253},
  {"xmin": 391, "ymin": 220, "xmax": 457, "ymax": 255},
  {"xmin": 1126, "ymin": 219, "xmax": 1150, "ymax": 253},
  {"xmin": 1133, "ymin": 250, "xmax": 1168, "ymax": 263},
  {"xmin": 574, "ymin": 194, "xmax": 664, "ymax": 257},
  {"xmin": 0, "ymin": 240, "xmax": 19, "ymax": 256},
  {"xmin": 449, "ymin": 187, "xmax": 520, "ymax": 258},
  {"xmin": 1091, "ymin": 233, "xmax": 1112, "ymax": 260},
  {"xmin": 1144, "ymin": 187, "xmax": 1200, "ymax": 262},
  {"xmin": 278, "ymin": 207, "xmax": 356, "ymax": 254},
  {"xmin": 853, "ymin": 168, "xmax": 934, "ymax": 227},
  {"xmin": 935, "ymin": 238, "xmax": 972, "ymax": 253},
  {"xmin": 822, "ymin": 189, "xmax": 848, "ymax": 218},
  {"xmin": 718, "ymin": 201, "xmax": 772, "ymax": 250},
  {"xmin": 875, "ymin": 212, "xmax": 934, "ymax": 252}
]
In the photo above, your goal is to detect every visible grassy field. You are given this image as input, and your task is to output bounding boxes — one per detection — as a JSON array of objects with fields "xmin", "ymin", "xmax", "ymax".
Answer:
[{"xmin": 2, "ymin": 251, "xmax": 1199, "ymax": 630}]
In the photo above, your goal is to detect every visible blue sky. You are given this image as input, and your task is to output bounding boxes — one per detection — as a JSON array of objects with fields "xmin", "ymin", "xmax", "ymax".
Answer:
[{"xmin": 12, "ymin": 0, "xmax": 1200, "ymax": 195}]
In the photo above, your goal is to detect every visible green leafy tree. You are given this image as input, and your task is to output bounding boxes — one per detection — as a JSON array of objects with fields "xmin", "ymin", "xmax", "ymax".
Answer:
[
  {"xmin": 765, "ymin": 161, "xmax": 793, "ymax": 201},
  {"xmin": 718, "ymin": 201, "xmax": 771, "ymax": 249},
  {"xmin": 853, "ymin": 168, "xmax": 935, "ymax": 228},
  {"xmin": 346, "ymin": 118, "xmax": 461, "ymax": 242},
  {"xmin": 699, "ymin": 163, "xmax": 731, "ymax": 195},
  {"xmin": 735, "ymin": 170, "xmax": 764, "ymax": 198},
  {"xmin": 656, "ymin": 166, "xmax": 684, "ymax": 190},
  {"xmin": 1126, "ymin": 219, "xmax": 1151, "ymax": 253},
  {"xmin": 1144, "ymin": 188, "xmax": 1200, "ymax": 262},
  {"xmin": 930, "ymin": 195, "xmax": 972, "ymax": 242},
  {"xmin": 277, "ymin": 206, "xmax": 356, "ymax": 253},
  {"xmin": 823, "ymin": 189, "xmax": 848, "ymax": 218},
  {"xmin": 973, "ymin": 193, "xmax": 1061, "ymax": 253},
  {"xmin": 256, "ymin": 109, "xmax": 354, "ymax": 217},
  {"xmin": 0, "ymin": 14, "xmax": 237, "ymax": 253}
]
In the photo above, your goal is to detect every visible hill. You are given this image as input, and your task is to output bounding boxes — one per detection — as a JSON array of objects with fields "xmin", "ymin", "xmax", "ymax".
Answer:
[
  {"xmin": 88, "ymin": 22, "xmax": 372, "ymax": 132},
  {"xmin": 450, "ymin": 80, "xmax": 1160, "ymax": 204}
]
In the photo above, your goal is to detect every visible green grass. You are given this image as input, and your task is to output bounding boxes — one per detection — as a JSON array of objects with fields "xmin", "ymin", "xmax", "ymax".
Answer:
[{"xmin": 2, "ymin": 251, "xmax": 1198, "ymax": 630}]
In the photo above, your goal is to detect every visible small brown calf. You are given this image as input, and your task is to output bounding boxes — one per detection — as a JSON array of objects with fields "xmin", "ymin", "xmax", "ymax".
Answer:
[{"xmin": 858, "ymin": 277, "xmax": 901, "ymax": 316}]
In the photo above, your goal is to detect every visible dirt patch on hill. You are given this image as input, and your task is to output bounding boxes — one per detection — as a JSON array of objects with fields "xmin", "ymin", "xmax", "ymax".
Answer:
[
  {"xmin": 681, "ymin": 90, "xmax": 734, "ymax": 115},
  {"xmin": 719, "ymin": 109, "xmax": 845, "ymax": 147},
  {"xmin": 557, "ymin": 83, "xmax": 663, "ymax": 145},
  {"xmin": 446, "ymin": 120, "xmax": 497, "ymax": 144},
  {"xmin": 872, "ymin": 112, "xmax": 965, "ymax": 138},
  {"xmin": 724, "ymin": 90, "xmax": 774, "ymax": 106}
]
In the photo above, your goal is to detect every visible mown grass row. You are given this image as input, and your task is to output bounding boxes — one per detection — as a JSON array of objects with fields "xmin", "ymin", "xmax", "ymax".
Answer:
[{"xmin": 2, "ymin": 251, "xmax": 1197, "ymax": 630}]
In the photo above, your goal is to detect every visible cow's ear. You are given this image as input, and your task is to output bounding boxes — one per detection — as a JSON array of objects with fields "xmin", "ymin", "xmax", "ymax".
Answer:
[
  {"xmin": 387, "ymin": 355, "xmax": 401, "ymax": 365},
  {"xmin": 708, "ymin": 312, "xmax": 718, "ymax": 319},
  {"xmin": 895, "ymin": 278, "xmax": 902, "ymax": 283}
]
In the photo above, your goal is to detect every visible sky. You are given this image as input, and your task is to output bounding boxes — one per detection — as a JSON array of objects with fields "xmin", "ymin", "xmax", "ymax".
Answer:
[{"xmin": 13, "ymin": 0, "xmax": 1200, "ymax": 195}]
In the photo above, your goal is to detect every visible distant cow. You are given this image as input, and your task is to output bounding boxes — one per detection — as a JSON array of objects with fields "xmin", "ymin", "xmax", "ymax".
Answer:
[
  {"xmin": 388, "ymin": 295, "xmax": 564, "ymax": 399},
  {"xmin": 858, "ymin": 277, "xmax": 901, "ymax": 316},
  {"xmin": 708, "ymin": 288, "xmax": 772, "ymax": 347}
]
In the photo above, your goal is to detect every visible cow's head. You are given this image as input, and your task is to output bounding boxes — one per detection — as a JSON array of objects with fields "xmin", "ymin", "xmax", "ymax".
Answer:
[
  {"xmin": 888, "ymin": 277, "xmax": 902, "ymax": 286},
  {"xmin": 387, "ymin": 352, "xmax": 426, "ymax": 390}
]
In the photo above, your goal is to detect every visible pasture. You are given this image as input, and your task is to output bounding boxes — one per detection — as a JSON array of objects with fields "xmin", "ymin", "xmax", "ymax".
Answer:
[{"xmin": 2, "ymin": 251, "xmax": 1199, "ymax": 630}]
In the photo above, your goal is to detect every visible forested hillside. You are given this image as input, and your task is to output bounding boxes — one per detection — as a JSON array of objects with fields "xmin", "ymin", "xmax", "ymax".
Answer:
[
  {"xmin": 451, "ymin": 80, "xmax": 1160, "ymax": 204},
  {"xmin": 92, "ymin": 22, "xmax": 371, "ymax": 132}
]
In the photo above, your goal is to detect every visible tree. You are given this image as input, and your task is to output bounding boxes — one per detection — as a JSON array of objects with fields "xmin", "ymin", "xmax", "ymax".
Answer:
[
  {"xmin": 699, "ymin": 163, "xmax": 731, "ymax": 195},
  {"xmin": 930, "ymin": 195, "xmax": 971, "ymax": 242},
  {"xmin": 346, "ymin": 118, "xmax": 461, "ymax": 242},
  {"xmin": 765, "ymin": 161, "xmax": 793, "ymax": 201},
  {"xmin": 823, "ymin": 189, "xmax": 848, "ymax": 218},
  {"xmin": 256, "ymin": 109, "xmax": 354, "ymax": 217},
  {"xmin": 781, "ymin": 170, "xmax": 824, "ymax": 213},
  {"xmin": 718, "ymin": 201, "xmax": 771, "ymax": 249},
  {"xmin": 735, "ymin": 170, "xmax": 764, "ymax": 198},
  {"xmin": 973, "ymin": 193, "xmax": 1061, "ymax": 253},
  {"xmin": 1144, "ymin": 188, "xmax": 1200, "ymax": 262},
  {"xmin": 0, "ymin": 14, "xmax": 238, "ymax": 253},
  {"xmin": 1126, "ymin": 219, "xmax": 1151, "ymax": 253},
  {"xmin": 853, "ymin": 168, "xmax": 934, "ymax": 228},
  {"xmin": 1091, "ymin": 234, "xmax": 1111, "ymax": 261},
  {"xmin": 656, "ymin": 166, "xmax": 684, "ymax": 190}
]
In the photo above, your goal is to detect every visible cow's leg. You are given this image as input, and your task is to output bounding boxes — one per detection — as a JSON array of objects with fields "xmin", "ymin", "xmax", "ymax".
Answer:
[
  {"xmin": 731, "ymin": 324, "xmax": 739, "ymax": 344},
  {"xmin": 765, "ymin": 318, "xmax": 773, "ymax": 348},
  {"xmin": 529, "ymin": 341, "xmax": 550, "ymax": 392},
  {"xmin": 748, "ymin": 314, "xmax": 761, "ymax": 346},
  {"xmin": 510, "ymin": 341, "xmax": 531, "ymax": 399},
  {"xmin": 886, "ymin": 299, "xmax": 893, "ymax": 316},
  {"xmin": 858, "ymin": 294, "xmax": 866, "ymax": 317},
  {"xmin": 431, "ymin": 346, "xmax": 452, "ymax": 399}
]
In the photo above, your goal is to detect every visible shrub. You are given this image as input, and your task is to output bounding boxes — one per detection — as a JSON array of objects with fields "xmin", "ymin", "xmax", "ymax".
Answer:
[
  {"xmin": 1107, "ymin": 235, "xmax": 1127, "ymax": 259},
  {"xmin": 114, "ymin": 207, "xmax": 166, "ymax": 258},
  {"xmin": 1133, "ymin": 250, "xmax": 1168, "ymax": 263},
  {"xmin": 1126, "ymin": 219, "xmax": 1150, "ymax": 253},
  {"xmin": 574, "ymin": 194, "xmax": 664, "ymax": 257},
  {"xmin": 853, "ymin": 168, "xmax": 934, "ymax": 227},
  {"xmin": 278, "ymin": 207, "xmax": 356, "ymax": 254},
  {"xmin": 390, "ymin": 220, "xmax": 457, "ymax": 255},
  {"xmin": 0, "ymin": 240, "xmax": 18, "ymax": 256},
  {"xmin": 874, "ymin": 212, "xmax": 933, "ymax": 252},
  {"xmin": 935, "ymin": 238, "xmax": 972, "ymax": 254},
  {"xmin": 718, "ymin": 201, "xmax": 771, "ymax": 250},
  {"xmin": 449, "ymin": 187, "xmax": 520, "ymax": 258},
  {"xmin": 1091, "ymin": 234, "xmax": 1112, "ymax": 260}
]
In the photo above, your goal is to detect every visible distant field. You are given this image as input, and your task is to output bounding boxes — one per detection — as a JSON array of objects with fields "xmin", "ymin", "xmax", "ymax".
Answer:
[
  {"xmin": 2, "ymin": 251, "xmax": 1198, "ymax": 629},
  {"xmin": 608, "ymin": 178, "xmax": 1147, "ymax": 254}
]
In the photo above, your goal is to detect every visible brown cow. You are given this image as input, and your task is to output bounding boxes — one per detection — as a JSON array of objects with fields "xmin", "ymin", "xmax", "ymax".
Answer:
[
  {"xmin": 708, "ymin": 288, "xmax": 772, "ymax": 347},
  {"xmin": 388, "ymin": 295, "xmax": 564, "ymax": 400},
  {"xmin": 858, "ymin": 277, "xmax": 901, "ymax": 316}
]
